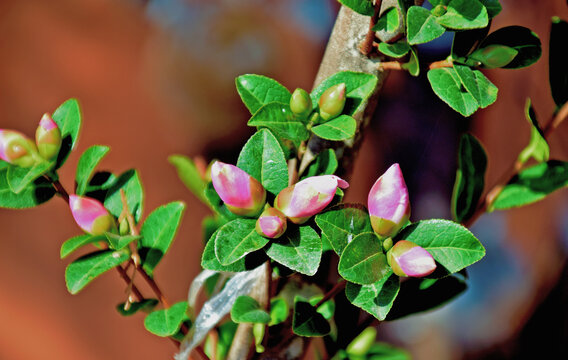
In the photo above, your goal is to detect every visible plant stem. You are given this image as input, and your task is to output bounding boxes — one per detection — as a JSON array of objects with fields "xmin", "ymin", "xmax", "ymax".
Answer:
[
  {"xmin": 464, "ymin": 101, "xmax": 568, "ymax": 228},
  {"xmin": 314, "ymin": 281, "xmax": 346, "ymax": 309},
  {"xmin": 49, "ymin": 178, "xmax": 70, "ymax": 202},
  {"xmin": 359, "ymin": 1, "xmax": 382, "ymax": 56}
]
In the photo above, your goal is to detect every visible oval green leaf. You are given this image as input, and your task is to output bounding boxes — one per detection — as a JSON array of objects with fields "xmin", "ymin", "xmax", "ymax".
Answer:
[
  {"xmin": 230, "ymin": 295, "xmax": 271, "ymax": 324},
  {"xmin": 215, "ymin": 219, "xmax": 269, "ymax": 266},
  {"xmin": 478, "ymin": 26, "xmax": 542, "ymax": 69},
  {"xmin": 76, "ymin": 145, "xmax": 110, "ymax": 195},
  {"xmin": 104, "ymin": 169, "xmax": 144, "ymax": 223},
  {"xmin": 427, "ymin": 67, "xmax": 479, "ymax": 116},
  {"xmin": 264, "ymin": 225, "xmax": 322, "ymax": 276},
  {"xmin": 237, "ymin": 129, "xmax": 289, "ymax": 195},
  {"xmin": 52, "ymin": 98, "xmax": 82, "ymax": 169},
  {"xmin": 235, "ymin": 74, "xmax": 291, "ymax": 115},
  {"xmin": 338, "ymin": 232, "xmax": 390, "ymax": 285},
  {"xmin": 65, "ymin": 249, "xmax": 129, "ymax": 294},
  {"xmin": 345, "ymin": 272, "xmax": 400, "ymax": 321},
  {"xmin": 292, "ymin": 298, "xmax": 330, "ymax": 337},
  {"xmin": 406, "ymin": 6, "xmax": 445, "ymax": 45},
  {"xmin": 144, "ymin": 301, "xmax": 189, "ymax": 337},
  {"xmin": 311, "ymin": 115, "xmax": 357, "ymax": 141},
  {"xmin": 0, "ymin": 170, "xmax": 56, "ymax": 209},
  {"xmin": 436, "ymin": 0, "xmax": 488, "ymax": 30},
  {"xmin": 247, "ymin": 102, "xmax": 309, "ymax": 147},
  {"xmin": 396, "ymin": 219, "xmax": 485, "ymax": 274}
]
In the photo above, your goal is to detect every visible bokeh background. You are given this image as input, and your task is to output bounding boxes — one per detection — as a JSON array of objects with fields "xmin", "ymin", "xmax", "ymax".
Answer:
[{"xmin": 1, "ymin": 0, "xmax": 568, "ymax": 359}]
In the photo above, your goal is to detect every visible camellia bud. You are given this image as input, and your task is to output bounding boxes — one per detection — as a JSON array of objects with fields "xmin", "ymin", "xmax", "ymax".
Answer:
[
  {"xmin": 210, "ymin": 161, "xmax": 266, "ymax": 217},
  {"xmin": 256, "ymin": 207, "xmax": 287, "ymax": 239},
  {"xmin": 69, "ymin": 195, "xmax": 115, "ymax": 236},
  {"xmin": 35, "ymin": 113, "xmax": 62, "ymax": 161},
  {"xmin": 387, "ymin": 240, "xmax": 436, "ymax": 277},
  {"xmin": 0, "ymin": 129, "xmax": 39, "ymax": 167},
  {"xmin": 290, "ymin": 88, "xmax": 312, "ymax": 118},
  {"xmin": 275, "ymin": 175, "xmax": 349, "ymax": 224},
  {"xmin": 368, "ymin": 163, "xmax": 410, "ymax": 239},
  {"xmin": 318, "ymin": 83, "xmax": 346, "ymax": 121},
  {"xmin": 470, "ymin": 44, "xmax": 519, "ymax": 69}
]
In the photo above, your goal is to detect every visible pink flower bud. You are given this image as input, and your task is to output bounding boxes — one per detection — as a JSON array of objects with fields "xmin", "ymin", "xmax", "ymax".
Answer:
[
  {"xmin": 256, "ymin": 207, "xmax": 287, "ymax": 238},
  {"xmin": 69, "ymin": 195, "xmax": 115, "ymax": 235},
  {"xmin": 368, "ymin": 163, "xmax": 410, "ymax": 239},
  {"xmin": 275, "ymin": 175, "xmax": 349, "ymax": 224},
  {"xmin": 0, "ymin": 129, "xmax": 39, "ymax": 167},
  {"xmin": 210, "ymin": 161, "xmax": 266, "ymax": 217},
  {"xmin": 36, "ymin": 113, "xmax": 62, "ymax": 161},
  {"xmin": 387, "ymin": 240, "xmax": 436, "ymax": 277}
]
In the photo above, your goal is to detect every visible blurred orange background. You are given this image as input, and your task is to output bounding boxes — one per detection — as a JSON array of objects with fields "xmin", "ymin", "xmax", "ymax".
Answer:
[{"xmin": 1, "ymin": 0, "xmax": 567, "ymax": 359}]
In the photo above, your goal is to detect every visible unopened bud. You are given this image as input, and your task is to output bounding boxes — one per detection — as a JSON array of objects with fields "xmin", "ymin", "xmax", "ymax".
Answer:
[
  {"xmin": 470, "ymin": 44, "xmax": 518, "ymax": 69},
  {"xmin": 387, "ymin": 240, "xmax": 436, "ymax": 277},
  {"xmin": 69, "ymin": 195, "xmax": 115, "ymax": 235},
  {"xmin": 0, "ymin": 129, "xmax": 39, "ymax": 167},
  {"xmin": 275, "ymin": 175, "xmax": 349, "ymax": 224},
  {"xmin": 119, "ymin": 218, "xmax": 130, "ymax": 236},
  {"xmin": 318, "ymin": 83, "xmax": 346, "ymax": 121},
  {"xmin": 290, "ymin": 88, "xmax": 312, "ymax": 118},
  {"xmin": 211, "ymin": 161, "xmax": 266, "ymax": 217},
  {"xmin": 35, "ymin": 113, "xmax": 62, "ymax": 161},
  {"xmin": 256, "ymin": 207, "xmax": 287, "ymax": 238},
  {"xmin": 368, "ymin": 163, "xmax": 410, "ymax": 239}
]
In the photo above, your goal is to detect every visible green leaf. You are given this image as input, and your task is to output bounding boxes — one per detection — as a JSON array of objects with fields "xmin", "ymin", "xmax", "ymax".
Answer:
[
  {"xmin": 7, "ymin": 160, "xmax": 54, "ymax": 194},
  {"xmin": 451, "ymin": 26, "xmax": 491, "ymax": 59},
  {"xmin": 292, "ymin": 298, "xmax": 330, "ymax": 337},
  {"xmin": 264, "ymin": 225, "xmax": 322, "ymax": 276},
  {"xmin": 104, "ymin": 169, "xmax": 144, "ymax": 223},
  {"xmin": 338, "ymin": 232, "xmax": 390, "ymax": 285},
  {"xmin": 116, "ymin": 299, "xmax": 159, "ymax": 317},
  {"xmin": 311, "ymin": 72, "xmax": 378, "ymax": 117},
  {"xmin": 215, "ymin": 219, "xmax": 269, "ymax": 266},
  {"xmin": 366, "ymin": 342, "xmax": 412, "ymax": 359},
  {"xmin": 451, "ymin": 133, "xmax": 487, "ymax": 223},
  {"xmin": 237, "ymin": 129, "xmax": 289, "ymax": 195},
  {"xmin": 84, "ymin": 171, "xmax": 117, "ymax": 200},
  {"xmin": 269, "ymin": 298, "xmax": 289, "ymax": 326},
  {"xmin": 427, "ymin": 67, "xmax": 479, "ymax": 116},
  {"xmin": 338, "ymin": 0, "xmax": 375, "ymax": 16},
  {"xmin": 387, "ymin": 274, "xmax": 467, "ymax": 320},
  {"xmin": 201, "ymin": 230, "xmax": 265, "ymax": 272},
  {"xmin": 406, "ymin": 6, "xmax": 445, "ymax": 45},
  {"xmin": 315, "ymin": 204, "xmax": 373, "ymax": 256},
  {"xmin": 168, "ymin": 155, "xmax": 207, "ymax": 204},
  {"xmin": 302, "ymin": 149, "xmax": 338, "ymax": 179},
  {"xmin": 492, "ymin": 160, "xmax": 568, "ymax": 210},
  {"xmin": 378, "ymin": 41, "xmax": 411, "ymax": 58},
  {"xmin": 144, "ymin": 301, "xmax": 189, "ymax": 337},
  {"xmin": 311, "ymin": 115, "xmax": 357, "ymax": 141},
  {"xmin": 65, "ymin": 249, "xmax": 129, "ymax": 294},
  {"xmin": 479, "ymin": 26, "xmax": 541, "ymax": 69},
  {"xmin": 479, "ymin": 0, "xmax": 502, "ymax": 18},
  {"xmin": 60, "ymin": 234, "xmax": 105, "ymax": 259},
  {"xmin": 76, "ymin": 145, "xmax": 110, "ymax": 195},
  {"xmin": 0, "ymin": 170, "xmax": 56, "ymax": 208},
  {"xmin": 436, "ymin": 0, "xmax": 488, "ymax": 30},
  {"xmin": 374, "ymin": 7, "xmax": 400, "ymax": 34},
  {"xmin": 453, "ymin": 65, "xmax": 498, "ymax": 109},
  {"xmin": 105, "ymin": 233, "xmax": 141, "ymax": 250},
  {"xmin": 549, "ymin": 17, "xmax": 568, "ymax": 108},
  {"xmin": 518, "ymin": 99, "xmax": 549, "ymax": 164},
  {"xmin": 396, "ymin": 220, "xmax": 485, "ymax": 274},
  {"xmin": 345, "ymin": 272, "xmax": 400, "ymax": 321},
  {"xmin": 247, "ymin": 102, "xmax": 309, "ymax": 147},
  {"xmin": 139, "ymin": 201, "xmax": 186, "ymax": 276},
  {"xmin": 235, "ymin": 74, "xmax": 291, "ymax": 115},
  {"xmin": 402, "ymin": 47, "xmax": 420, "ymax": 77},
  {"xmin": 308, "ymin": 295, "xmax": 335, "ymax": 320},
  {"xmin": 230, "ymin": 295, "xmax": 271, "ymax": 324},
  {"xmin": 468, "ymin": 44, "xmax": 519, "ymax": 69},
  {"xmin": 52, "ymin": 98, "xmax": 82, "ymax": 169}
]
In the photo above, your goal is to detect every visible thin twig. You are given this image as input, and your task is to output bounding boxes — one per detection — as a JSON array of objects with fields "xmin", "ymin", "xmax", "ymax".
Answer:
[
  {"xmin": 314, "ymin": 281, "xmax": 346, "ymax": 309},
  {"xmin": 429, "ymin": 59, "xmax": 453, "ymax": 69},
  {"xmin": 359, "ymin": 1, "xmax": 382, "ymax": 56},
  {"xmin": 464, "ymin": 101, "xmax": 568, "ymax": 228}
]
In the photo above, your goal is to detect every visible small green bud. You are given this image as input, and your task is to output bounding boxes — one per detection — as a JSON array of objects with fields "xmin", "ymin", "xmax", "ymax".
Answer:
[
  {"xmin": 35, "ymin": 113, "xmax": 62, "ymax": 161},
  {"xmin": 318, "ymin": 83, "xmax": 346, "ymax": 121},
  {"xmin": 383, "ymin": 237, "xmax": 393, "ymax": 252},
  {"xmin": 346, "ymin": 327, "xmax": 377, "ymax": 357},
  {"xmin": 290, "ymin": 88, "xmax": 312, "ymax": 118},
  {"xmin": 470, "ymin": 45, "xmax": 519, "ymax": 69},
  {"xmin": 431, "ymin": 5, "xmax": 447, "ymax": 17},
  {"xmin": 119, "ymin": 218, "xmax": 130, "ymax": 236}
]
